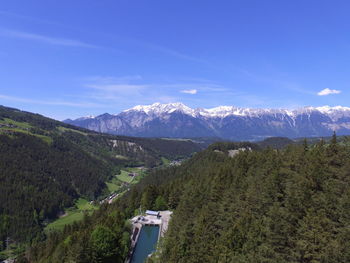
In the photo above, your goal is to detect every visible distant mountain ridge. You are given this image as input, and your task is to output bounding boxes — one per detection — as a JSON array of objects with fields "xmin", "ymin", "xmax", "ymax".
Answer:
[{"xmin": 65, "ymin": 103, "xmax": 350, "ymax": 140}]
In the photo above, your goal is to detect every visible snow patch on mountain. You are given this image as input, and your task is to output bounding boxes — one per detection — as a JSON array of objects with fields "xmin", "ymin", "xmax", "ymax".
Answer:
[
  {"xmin": 75, "ymin": 115, "xmax": 96, "ymax": 121},
  {"xmin": 65, "ymin": 102, "xmax": 350, "ymax": 140},
  {"xmin": 123, "ymin": 102, "xmax": 350, "ymax": 119},
  {"xmin": 125, "ymin": 102, "xmax": 196, "ymax": 117}
]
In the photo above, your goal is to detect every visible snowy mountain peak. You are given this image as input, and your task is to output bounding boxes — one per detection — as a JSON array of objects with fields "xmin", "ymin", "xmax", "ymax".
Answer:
[
  {"xmin": 66, "ymin": 103, "xmax": 350, "ymax": 141},
  {"xmin": 75, "ymin": 115, "xmax": 95, "ymax": 121},
  {"xmin": 123, "ymin": 103, "xmax": 350, "ymax": 119},
  {"xmin": 315, "ymin": 105, "xmax": 350, "ymax": 114},
  {"xmin": 199, "ymin": 106, "xmax": 246, "ymax": 117},
  {"xmin": 125, "ymin": 103, "xmax": 258, "ymax": 118},
  {"xmin": 125, "ymin": 102, "xmax": 196, "ymax": 116}
]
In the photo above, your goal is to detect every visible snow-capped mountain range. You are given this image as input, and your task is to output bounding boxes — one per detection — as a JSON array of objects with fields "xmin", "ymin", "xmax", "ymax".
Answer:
[{"xmin": 64, "ymin": 103, "xmax": 350, "ymax": 140}]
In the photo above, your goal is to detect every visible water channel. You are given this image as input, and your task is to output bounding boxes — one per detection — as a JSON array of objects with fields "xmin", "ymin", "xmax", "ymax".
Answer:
[{"xmin": 131, "ymin": 225, "xmax": 160, "ymax": 263}]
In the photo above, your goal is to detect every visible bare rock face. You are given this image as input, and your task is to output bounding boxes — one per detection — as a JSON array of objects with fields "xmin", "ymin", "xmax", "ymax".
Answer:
[{"xmin": 64, "ymin": 103, "xmax": 350, "ymax": 140}]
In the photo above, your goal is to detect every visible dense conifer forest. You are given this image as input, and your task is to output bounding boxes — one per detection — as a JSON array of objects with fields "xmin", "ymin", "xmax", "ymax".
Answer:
[
  {"xmin": 23, "ymin": 134, "xmax": 350, "ymax": 263},
  {"xmin": 156, "ymin": 136, "xmax": 350, "ymax": 263}
]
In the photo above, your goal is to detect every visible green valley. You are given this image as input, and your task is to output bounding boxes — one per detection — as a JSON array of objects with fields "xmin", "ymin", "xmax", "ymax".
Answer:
[
  {"xmin": 45, "ymin": 199, "xmax": 98, "ymax": 233},
  {"xmin": 0, "ymin": 105, "xmax": 201, "ymax": 261}
]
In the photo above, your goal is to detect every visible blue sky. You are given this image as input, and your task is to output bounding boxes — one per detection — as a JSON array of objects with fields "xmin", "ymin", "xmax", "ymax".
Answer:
[{"xmin": 0, "ymin": 0, "xmax": 350, "ymax": 120}]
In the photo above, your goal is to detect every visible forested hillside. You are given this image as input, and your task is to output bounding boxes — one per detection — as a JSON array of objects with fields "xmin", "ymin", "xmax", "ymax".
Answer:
[
  {"xmin": 26, "ymin": 135, "xmax": 350, "ymax": 263},
  {"xmin": 157, "ymin": 135, "xmax": 350, "ymax": 263},
  {"xmin": 0, "ymin": 106, "xmax": 200, "ymax": 257}
]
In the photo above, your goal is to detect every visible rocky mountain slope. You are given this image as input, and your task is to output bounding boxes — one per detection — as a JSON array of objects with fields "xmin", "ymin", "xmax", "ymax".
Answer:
[{"xmin": 65, "ymin": 103, "xmax": 350, "ymax": 140}]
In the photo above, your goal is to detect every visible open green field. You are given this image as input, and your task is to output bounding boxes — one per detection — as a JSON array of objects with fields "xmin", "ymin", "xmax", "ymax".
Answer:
[
  {"xmin": 57, "ymin": 126, "xmax": 88, "ymax": 135},
  {"xmin": 161, "ymin": 157, "xmax": 170, "ymax": 165},
  {"xmin": 45, "ymin": 169, "xmax": 147, "ymax": 232},
  {"xmin": 106, "ymin": 176, "xmax": 122, "ymax": 192},
  {"xmin": 75, "ymin": 198, "xmax": 96, "ymax": 210},
  {"xmin": 0, "ymin": 127, "xmax": 53, "ymax": 144},
  {"xmin": 0, "ymin": 118, "xmax": 52, "ymax": 144},
  {"xmin": 126, "ymin": 167, "xmax": 147, "ymax": 184},
  {"xmin": 116, "ymin": 170, "xmax": 134, "ymax": 183},
  {"xmin": 105, "ymin": 167, "xmax": 146, "ymax": 194},
  {"xmin": 45, "ymin": 198, "xmax": 97, "ymax": 232},
  {"xmin": 125, "ymin": 166, "xmax": 144, "ymax": 172},
  {"xmin": 45, "ymin": 210, "xmax": 85, "ymax": 232},
  {"xmin": 0, "ymin": 118, "xmax": 32, "ymax": 129},
  {"xmin": 115, "ymin": 154, "xmax": 129, "ymax": 160}
]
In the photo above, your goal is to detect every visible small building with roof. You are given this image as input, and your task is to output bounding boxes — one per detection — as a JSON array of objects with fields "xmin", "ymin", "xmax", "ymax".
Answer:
[{"xmin": 146, "ymin": 210, "xmax": 160, "ymax": 217}]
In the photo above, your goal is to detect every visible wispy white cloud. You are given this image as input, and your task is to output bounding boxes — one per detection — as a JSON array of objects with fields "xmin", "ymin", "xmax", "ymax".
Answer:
[
  {"xmin": 180, "ymin": 89, "xmax": 197, "ymax": 95},
  {"xmin": 150, "ymin": 80, "xmax": 226, "ymax": 93},
  {"xmin": 83, "ymin": 76, "xmax": 231, "ymax": 101},
  {"xmin": 83, "ymin": 76, "xmax": 148, "ymax": 100},
  {"xmin": 0, "ymin": 10, "xmax": 63, "ymax": 27},
  {"xmin": 86, "ymin": 84, "xmax": 148, "ymax": 101},
  {"xmin": 86, "ymin": 84, "xmax": 147, "ymax": 93},
  {"xmin": 317, "ymin": 88, "xmax": 341, "ymax": 96},
  {"xmin": 0, "ymin": 29, "xmax": 97, "ymax": 48},
  {"xmin": 146, "ymin": 43, "xmax": 207, "ymax": 64},
  {"xmin": 238, "ymin": 68, "xmax": 317, "ymax": 96},
  {"xmin": 0, "ymin": 94, "xmax": 103, "ymax": 107},
  {"xmin": 84, "ymin": 75, "xmax": 142, "ymax": 83},
  {"xmin": 71, "ymin": 75, "xmax": 240, "ymax": 111},
  {"xmin": 154, "ymin": 96, "xmax": 180, "ymax": 103},
  {"xmin": 0, "ymin": 11, "xmax": 207, "ymax": 64}
]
